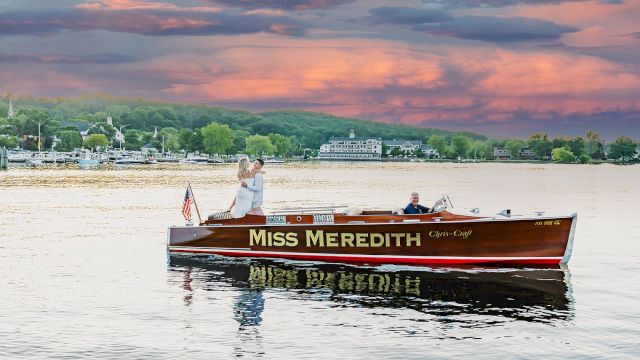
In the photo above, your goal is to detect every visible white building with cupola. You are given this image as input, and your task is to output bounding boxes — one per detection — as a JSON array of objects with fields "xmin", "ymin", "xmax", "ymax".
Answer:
[{"xmin": 318, "ymin": 130, "xmax": 382, "ymax": 160}]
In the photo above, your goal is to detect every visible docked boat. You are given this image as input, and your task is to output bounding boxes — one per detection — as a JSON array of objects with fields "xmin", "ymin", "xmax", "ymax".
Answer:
[
  {"xmin": 77, "ymin": 158, "xmax": 99, "ymax": 166},
  {"xmin": 7, "ymin": 150, "xmax": 30, "ymax": 163},
  {"xmin": 179, "ymin": 156, "xmax": 210, "ymax": 164},
  {"xmin": 263, "ymin": 157, "xmax": 285, "ymax": 164},
  {"xmin": 167, "ymin": 198, "xmax": 577, "ymax": 266},
  {"xmin": 157, "ymin": 154, "xmax": 179, "ymax": 163},
  {"xmin": 114, "ymin": 157, "xmax": 146, "ymax": 165},
  {"xmin": 77, "ymin": 150, "xmax": 100, "ymax": 166}
]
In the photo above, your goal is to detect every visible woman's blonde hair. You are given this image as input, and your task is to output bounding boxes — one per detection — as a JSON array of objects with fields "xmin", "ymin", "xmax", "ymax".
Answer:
[{"xmin": 237, "ymin": 156, "xmax": 251, "ymax": 179}]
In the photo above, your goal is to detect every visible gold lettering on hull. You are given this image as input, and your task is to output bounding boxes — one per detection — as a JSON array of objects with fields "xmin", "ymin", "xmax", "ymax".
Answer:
[
  {"xmin": 251, "ymin": 228, "xmax": 479, "ymax": 248},
  {"xmin": 250, "ymin": 229, "xmax": 299, "ymax": 247},
  {"xmin": 428, "ymin": 229, "xmax": 473, "ymax": 239},
  {"xmin": 302, "ymin": 230, "xmax": 420, "ymax": 248},
  {"xmin": 534, "ymin": 220, "xmax": 562, "ymax": 226}
]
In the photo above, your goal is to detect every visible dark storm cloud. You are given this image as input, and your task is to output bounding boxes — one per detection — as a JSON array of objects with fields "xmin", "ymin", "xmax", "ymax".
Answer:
[
  {"xmin": 420, "ymin": 0, "xmax": 590, "ymax": 8},
  {"xmin": 365, "ymin": 6, "xmax": 453, "ymax": 26},
  {"xmin": 0, "ymin": 53, "xmax": 138, "ymax": 64},
  {"xmin": 0, "ymin": 8, "xmax": 308, "ymax": 37},
  {"xmin": 413, "ymin": 15, "xmax": 579, "ymax": 42},
  {"xmin": 207, "ymin": 0, "xmax": 356, "ymax": 11}
]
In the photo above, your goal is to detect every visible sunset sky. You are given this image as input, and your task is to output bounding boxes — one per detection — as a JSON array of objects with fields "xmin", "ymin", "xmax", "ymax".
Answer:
[{"xmin": 1, "ymin": 0, "xmax": 639, "ymax": 138}]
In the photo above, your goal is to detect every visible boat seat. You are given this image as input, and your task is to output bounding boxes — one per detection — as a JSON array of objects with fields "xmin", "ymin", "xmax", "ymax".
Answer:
[
  {"xmin": 392, "ymin": 207, "xmax": 405, "ymax": 215},
  {"xmin": 343, "ymin": 207, "xmax": 363, "ymax": 216},
  {"xmin": 208, "ymin": 211, "xmax": 234, "ymax": 220}
]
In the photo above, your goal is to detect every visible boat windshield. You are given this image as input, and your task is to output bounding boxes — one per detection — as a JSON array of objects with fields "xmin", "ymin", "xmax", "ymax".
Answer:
[{"xmin": 430, "ymin": 197, "xmax": 449, "ymax": 213}]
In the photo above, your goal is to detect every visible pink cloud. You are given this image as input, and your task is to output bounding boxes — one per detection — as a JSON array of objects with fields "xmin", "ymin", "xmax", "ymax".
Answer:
[
  {"xmin": 508, "ymin": 1, "xmax": 640, "ymax": 48},
  {"xmin": 76, "ymin": 0, "xmax": 223, "ymax": 12}
]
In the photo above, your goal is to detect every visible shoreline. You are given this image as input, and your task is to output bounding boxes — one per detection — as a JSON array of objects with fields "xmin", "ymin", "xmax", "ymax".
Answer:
[{"xmin": 3, "ymin": 158, "xmax": 637, "ymax": 169}]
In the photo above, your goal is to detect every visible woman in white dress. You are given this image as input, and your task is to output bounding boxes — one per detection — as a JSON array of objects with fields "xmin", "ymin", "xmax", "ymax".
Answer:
[{"xmin": 228, "ymin": 157, "xmax": 265, "ymax": 218}]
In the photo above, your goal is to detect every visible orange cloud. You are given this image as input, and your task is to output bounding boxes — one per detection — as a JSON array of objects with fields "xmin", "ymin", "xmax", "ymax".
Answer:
[
  {"xmin": 474, "ymin": 50, "xmax": 640, "ymax": 97},
  {"xmin": 144, "ymin": 39, "xmax": 444, "ymax": 101}
]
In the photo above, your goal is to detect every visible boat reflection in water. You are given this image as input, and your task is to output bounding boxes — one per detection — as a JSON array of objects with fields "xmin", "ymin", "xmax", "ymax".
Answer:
[{"xmin": 168, "ymin": 255, "xmax": 574, "ymax": 328}]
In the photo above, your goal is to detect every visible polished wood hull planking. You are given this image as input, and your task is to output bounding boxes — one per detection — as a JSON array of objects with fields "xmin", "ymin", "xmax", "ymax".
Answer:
[{"xmin": 167, "ymin": 211, "xmax": 577, "ymax": 266}]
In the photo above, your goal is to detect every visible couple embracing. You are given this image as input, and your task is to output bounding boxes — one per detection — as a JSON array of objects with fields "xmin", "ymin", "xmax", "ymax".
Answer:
[{"xmin": 228, "ymin": 157, "xmax": 265, "ymax": 218}]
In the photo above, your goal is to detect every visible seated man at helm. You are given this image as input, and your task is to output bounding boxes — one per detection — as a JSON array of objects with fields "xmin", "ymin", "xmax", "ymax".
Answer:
[{"xmin": 404, "ymin": 192, "xmax": 430, "ymax": 214}]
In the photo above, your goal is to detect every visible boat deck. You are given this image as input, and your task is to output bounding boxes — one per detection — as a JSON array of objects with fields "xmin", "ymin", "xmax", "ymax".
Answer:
[{"xmin": 203, "ymin": 210, "xmax": 486, "ymax": 226}]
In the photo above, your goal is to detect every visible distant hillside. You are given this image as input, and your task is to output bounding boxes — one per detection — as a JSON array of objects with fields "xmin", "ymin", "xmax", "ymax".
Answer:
[{"xmin": 1, "ymin": 94, "xmax": 486, "ymax": 148}]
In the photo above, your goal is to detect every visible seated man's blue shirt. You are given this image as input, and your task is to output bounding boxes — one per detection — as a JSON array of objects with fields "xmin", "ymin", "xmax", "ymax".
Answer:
[{"xmin": 404, "ymin": 203, "xmax": 429, "ymax": 214}]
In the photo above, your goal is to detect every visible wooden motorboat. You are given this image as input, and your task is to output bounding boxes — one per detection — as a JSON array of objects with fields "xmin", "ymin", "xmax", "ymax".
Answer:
[{"xmin": 167, "ymin": 200, "xmax": 577, "ymax": 266}]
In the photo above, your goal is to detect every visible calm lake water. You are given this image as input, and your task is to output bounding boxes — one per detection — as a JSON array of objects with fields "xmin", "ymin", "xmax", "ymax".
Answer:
[{"xmin": 1, "ymin": 162, "xmax": 639, "ymax": 359}]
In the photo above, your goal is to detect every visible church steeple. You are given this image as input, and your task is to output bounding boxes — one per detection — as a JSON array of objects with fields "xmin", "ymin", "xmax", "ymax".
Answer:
[{"xmin": 7, "ymin": 97, "xmax": 14, "ymax": 119}]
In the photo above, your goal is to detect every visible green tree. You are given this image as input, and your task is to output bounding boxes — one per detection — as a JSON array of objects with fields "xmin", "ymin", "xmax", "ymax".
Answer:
[
  {"xmin": 178, "ymin": 129, "xmax": 194, "ymax": 152},
  {"xmin": 159, "ymin": 127, "xmax": 180, "ymax": 152},
  {"xmin": 190, "ymin": 129, "xmax": 205, "ymax": 153},
  {"xmin": 413, "ymin": 148, "xmax": 424, "ymax": 158},
  {"xmin": 390, "ymin": 146, "xmax": 403, "ymax": 158},
  {"xmin": 578, "ymin": 154, "xmax": 592, "ymax": 164},
  {"xmin": 268, "ymin": 133, "xmax": 293, "ymax": 157},
  {"xmin": 18, "ymin": 109, "xmax": 57, "ymax": 138},
  {"xmin": 83, "ymin": 134, "xmax": 108, "ymax": 151},
  {"xmin": 483, "ymin": 139, "xmax": 498, "ymax": 160},
  {"xmin": 123, "ymin": 129, "xmax": 152, "ymax": 150},
  {"xmin": 0, "ymin": 118, "xmax": 11, "ymax": 135},
  {"xmin": 567, "ymin": 137, "xmax": 585, "ymax": 157},
  {"xmin": 428, "ymin": 135, "xmax": 447, "ymax": 158},
  {"xmin": 551, "ymin": 137, "xmax": 570, "ymax": 150},
  {"xmin": 466, "ymin": 140, "xmax": 486, "ymax": 159},
  {"xmin": 528, "ymin": 132, "xmax": 552, "ymax": 159},
  {"xmin": 56, "ymin": 130, "xmax": 83, "ymax": 151},
  {"xmin": 609, "ymin": 136, "xmax": 637, "ymax": 160},
  {"xmin": 245, "ymin": 135, "xmax": 276, "ymax": 156},
  {"xmin": 232, "ymin": 129, "xmax": 251, "ymax": 154},
  {"xmin": 201, "ymin": 122, "xmax": 233, "ymax": 155},
  {"xmin": 551, "ymin": 147, "xmax": 576, "ymax": 163},
  {"xmin": 505, "ymin": 139, "xmax": 527, "ymax": 159},
  {"xmin": 381, "ymin": 143, "xmax": 389, "ymax": 158},
  {"xmin": 0, "ymin": 135, "xmax": 19, "ymax": 149},
  {"xmin": 586, "ymin": 130, "xmax": 600, "ymax": 156},
  {"xmin": 88, "ymin": 123, "xmax": 116, "ymax": 140},
  {"xmin": 591, "ymin": 142, "xmax": 606, "ymax": 160},
  {"xmin": 451, "ymin": 135, "xmax": 471, "ymax": 158}
]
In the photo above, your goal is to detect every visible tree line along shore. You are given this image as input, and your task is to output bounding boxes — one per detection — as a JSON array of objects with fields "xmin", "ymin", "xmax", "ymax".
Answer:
[{"xmin": 0, "ymin": 94, "xmax": 637, "ymax": 164}]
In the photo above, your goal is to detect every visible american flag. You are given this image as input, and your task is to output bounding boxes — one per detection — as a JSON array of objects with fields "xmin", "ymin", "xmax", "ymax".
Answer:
[{"xmin": 181, "ymin": 187, "xmax": 192, "ymax": 220}]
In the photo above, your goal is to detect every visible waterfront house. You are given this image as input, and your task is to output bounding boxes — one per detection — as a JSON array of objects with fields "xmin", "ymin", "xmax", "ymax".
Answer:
[
  {"xmin": 519, "ymin": 147, "xmax": 536, "ymax": 160},
  {"xmin": 494, "ymin": 147, "xmax": 511, "ymax": 160},
  {"xmin": 318, "ymin": 130, "xmax": 382, "ymax": 160},
  {"xmin": 420, "ymin": 144, "xmax": 438, "ymax": 158},
  {"xmin": 384, "ymin": 139, "xmax": 422, "ymax": 155}
]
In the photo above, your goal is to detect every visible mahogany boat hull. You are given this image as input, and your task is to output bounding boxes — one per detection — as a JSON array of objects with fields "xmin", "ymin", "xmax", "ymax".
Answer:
[{"xmin": 167, "ymin": 212, "xmax": 577, "ymax": 266}]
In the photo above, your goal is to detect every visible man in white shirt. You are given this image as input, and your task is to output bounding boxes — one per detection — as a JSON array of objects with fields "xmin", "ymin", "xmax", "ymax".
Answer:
[{"xmin": 241, "ymin": 158, "xmax": 265, "ymax": 215}]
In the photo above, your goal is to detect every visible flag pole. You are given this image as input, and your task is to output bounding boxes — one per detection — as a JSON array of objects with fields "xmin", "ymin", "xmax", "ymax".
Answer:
[{"xmin": 188, "ymin": 181, "xmax": 203, "ymax": 223}]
